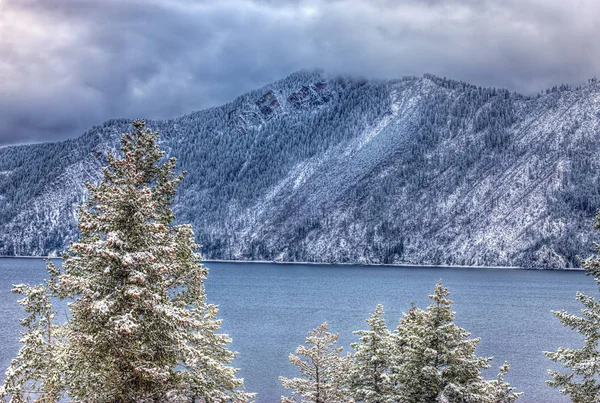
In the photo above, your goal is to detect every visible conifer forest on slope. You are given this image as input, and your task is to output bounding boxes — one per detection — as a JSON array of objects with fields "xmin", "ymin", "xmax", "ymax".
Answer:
[{"xmin": 2, "ymin": 70, "xmax": 600, "ymax": 268}]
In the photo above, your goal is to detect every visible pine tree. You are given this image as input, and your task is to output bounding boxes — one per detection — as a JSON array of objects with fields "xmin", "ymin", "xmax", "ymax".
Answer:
[
  {"xmin": 389, "ymin": 281, "xmax": 517, "ymax": 403},
  {"xmin": 0, "ymin": 277, "xmax": 62, "ymax": 403},
  {"xmin": 487, "ymin": 362, "xmax": 521, "ymax": 403},
  {"xmin": 348, "ymin": 305, "xmax": 393, "ymax": 403},
  {"xmin": 280, "ymin": 323, "xmax": 353, "ymax": 403},
  {"xmin": 545, "ymin": 210, "xmax": 600, "ymax": 402},
  {"xmin": 1, "ymin": 120, "xmax": 253, "ymax": 403}
]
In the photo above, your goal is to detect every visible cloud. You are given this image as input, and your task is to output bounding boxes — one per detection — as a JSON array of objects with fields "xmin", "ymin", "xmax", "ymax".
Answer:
[{"xmin": 0, "ymin": 0, "xmax": 599, "ymax": 145}]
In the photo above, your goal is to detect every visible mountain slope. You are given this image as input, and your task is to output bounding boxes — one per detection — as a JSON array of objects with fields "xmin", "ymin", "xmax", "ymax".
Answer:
[{"xmin": 1, "ymin": 71, "xmax": 599, "ymax": 268}]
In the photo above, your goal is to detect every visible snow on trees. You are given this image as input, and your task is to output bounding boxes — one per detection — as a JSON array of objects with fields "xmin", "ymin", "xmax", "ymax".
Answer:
[
  {"xmin": 348, "ymin": 304, "xmax": 393, "ymax": 403},
  {"xmin": 0, "ymin": 279, "xmax": 62, "ymax": 403},
  {"xmin": 545, "ymin": 210, "xmax": 600, "ymax": 402},
  {"xmin": 0, "ymin": 120, "xmax": 254, "ymax": 403},
  {"xmin": 389, "ymin": 281, "xmax": 492, "ymax": 402},
  {"xmin": 487, "ymin": 362, "xmax": 521, "ymax": 403},
  {"xmin": 280, "ymin": 323, "xmax": 353, "ymax": 403},
  {"xmin": 387, "ymin": 281, "xmax": 520, "ymax": 403},
  {"xmin": 282, "ymin": 282, "xmax": 520, "ymax": 403}
]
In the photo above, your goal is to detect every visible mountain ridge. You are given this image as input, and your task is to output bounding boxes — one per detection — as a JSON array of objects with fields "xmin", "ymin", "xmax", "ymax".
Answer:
[{"xmin": 1, "ymin": 70, "xmax": 599, "ymax": 268}]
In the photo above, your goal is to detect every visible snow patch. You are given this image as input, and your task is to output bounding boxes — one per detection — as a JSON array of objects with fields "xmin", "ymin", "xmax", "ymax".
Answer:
[{"xmin": 345, "ymin": 90, "xmax": 401, "ymax": 156}]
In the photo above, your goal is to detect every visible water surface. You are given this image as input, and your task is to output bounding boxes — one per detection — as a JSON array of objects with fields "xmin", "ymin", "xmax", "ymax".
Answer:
[{"xmin": 0, "ymin": 258, "xmax": 595, "ymax": 402}]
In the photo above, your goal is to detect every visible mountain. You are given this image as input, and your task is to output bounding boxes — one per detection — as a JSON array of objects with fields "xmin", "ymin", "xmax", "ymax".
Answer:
[{"xmin": 1, "ymin": 70, "xmax": 599, "ymax": 268}]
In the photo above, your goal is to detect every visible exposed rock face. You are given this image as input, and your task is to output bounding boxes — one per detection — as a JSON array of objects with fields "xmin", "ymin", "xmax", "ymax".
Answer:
[
  {"xmin": 1, "ymin": 70, "xmax": 599, "ymax": 268},
  {"xmin": 256, "ymin": 90, "xmax": 280, "ymax": 118},
  {"xmin": 288, "ymin": 82, "xmax": 331, "ymax": 108}
]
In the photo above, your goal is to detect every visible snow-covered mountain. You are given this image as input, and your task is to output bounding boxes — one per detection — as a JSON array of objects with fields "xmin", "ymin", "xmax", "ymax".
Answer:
[{"xmin": 1, "ymin": 70, "xmax": 600, "ymax": 268}]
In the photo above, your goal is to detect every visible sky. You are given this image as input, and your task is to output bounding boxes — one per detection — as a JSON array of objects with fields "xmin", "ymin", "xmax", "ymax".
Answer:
[{"xmin": 0, "ymin": 0, "xmax": 599, "ymax": 146}]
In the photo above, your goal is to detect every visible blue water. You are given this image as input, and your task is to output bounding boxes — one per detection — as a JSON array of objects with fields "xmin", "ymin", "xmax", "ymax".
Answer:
[{"xmin": 0, "ymin": 258, "xmax": 596, "ymax": 402}]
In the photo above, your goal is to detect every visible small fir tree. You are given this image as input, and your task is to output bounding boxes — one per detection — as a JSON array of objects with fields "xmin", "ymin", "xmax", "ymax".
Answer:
[
  {"xmin": 389, "ymin": 281, "xmax": 518, "ymax": 403},
  {"xmin": 546, "ymin": 210, "xmax": 600, "ymax": 402},
  {"xmin": 280, "ymin": 323, "xmax": 353, "ymax": 403},
  {"xmin": 486, "ymin": 362, "xmax": 521, "ymax": 403},
  {"xmin": 0, "ymin": 276, "xmax": 62, "ymax": 403},
  {"xmin": 348, "ymin": 305, "xmax": 393, "ymax": 403}
]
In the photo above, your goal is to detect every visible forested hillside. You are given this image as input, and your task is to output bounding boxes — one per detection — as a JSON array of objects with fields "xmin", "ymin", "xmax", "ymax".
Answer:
[{"xmin": 1, "ymin": 70, "xmax": 599, "ymax": 268}]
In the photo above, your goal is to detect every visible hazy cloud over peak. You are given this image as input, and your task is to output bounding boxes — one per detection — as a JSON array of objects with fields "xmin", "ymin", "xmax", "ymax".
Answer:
[{"xmin": 0, "ymin": 0, "xmax": 599, "ymax": 145}]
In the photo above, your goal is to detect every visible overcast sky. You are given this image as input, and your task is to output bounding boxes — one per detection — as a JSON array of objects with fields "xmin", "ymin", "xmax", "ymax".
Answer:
[{"xmin": 0, "ymin": 0, "xmax": 598, "ymax": 146}]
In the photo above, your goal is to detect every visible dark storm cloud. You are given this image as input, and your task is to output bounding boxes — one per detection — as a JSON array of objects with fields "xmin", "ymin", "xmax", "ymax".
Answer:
[{"xmin": 0, "ymin": 0, "xmax": 599, "ymax": 146}]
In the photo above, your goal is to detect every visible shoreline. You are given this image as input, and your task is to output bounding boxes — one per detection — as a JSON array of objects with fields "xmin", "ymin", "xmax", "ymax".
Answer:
[
  {"xmin": 203, "ymin": 259, "xmax": 526, "ymax": 270},
  {"xmin": 0, "ymin": 255, "xmax": 583, "ymax": 271}
]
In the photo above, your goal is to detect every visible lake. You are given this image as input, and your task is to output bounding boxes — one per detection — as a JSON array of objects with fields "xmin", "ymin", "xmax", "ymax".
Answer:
[{"xmin": 0, "ymin": 258, "xmax": 596, "ymax": 402}]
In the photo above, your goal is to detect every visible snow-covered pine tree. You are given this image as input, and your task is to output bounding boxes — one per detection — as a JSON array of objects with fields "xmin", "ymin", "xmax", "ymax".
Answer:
[
  {"xmin": 348, "ymin": 305, "xmax": 393, "ymax": 403},
  {"xmin": 389, "ymin": 281, "xmax": 518, "ymax": 403},
  {"xmin": 545, "ymin": 210, "xmax": 600, "ymax": 402},
  {"xmin": 49, "ymin": 120, "xmax": 253, "ymax": 402},
  {"xmin": 280, "ymin": 323, "xmax": 353, "ymax": 403},
  {"xmin": 0, "ymin": 279, "xmax": 62, "ymax": 403},
  {"xmin": 486, "ymin": 362, "xmax": 521, "ymax": 403}
]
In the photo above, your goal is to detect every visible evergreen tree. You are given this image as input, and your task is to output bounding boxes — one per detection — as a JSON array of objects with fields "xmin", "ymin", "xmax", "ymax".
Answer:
[
  {"xmin": 348, "ymin": 305, "xmax": 393, "ymax": 403},
  {"xmin": 1, "ymin": 121, "xmax": 253, "ymax": 403},
  {"xmin": 280, "ymin": 323, "xmax": 353, "ymax": 403},
  {"xmin": 0, "ymin": 278, "xmax": 62, "ymax": 403},
  {"xmin": 486, "ymin": 362, "xmax": 521, "ymax": 403},
  {"xmin": 389, "ymin": 281, "xmax": 517, "ymax": 403},
  {"xmin": 546, "ymin": 210, "xmax": 600, "ymax": 402}
]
